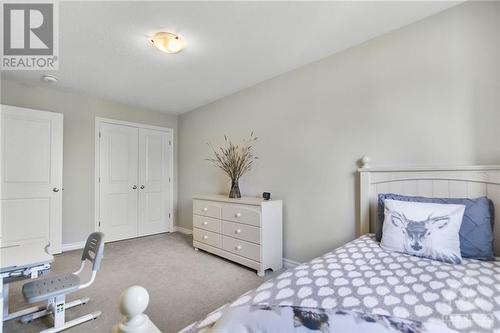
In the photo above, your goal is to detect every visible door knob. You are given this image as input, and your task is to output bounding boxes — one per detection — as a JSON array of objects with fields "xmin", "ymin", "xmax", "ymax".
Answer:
[
  {"xmin": 140, "ymin": 185, "xmax": 145, "ymax": 189},
  {"xmin": 52, "ymin": 187, "xmax": 60, "ymax": 192},
  {"xmin": 132, "ymin": 185, "xmax": 138, "ymax": 189}
]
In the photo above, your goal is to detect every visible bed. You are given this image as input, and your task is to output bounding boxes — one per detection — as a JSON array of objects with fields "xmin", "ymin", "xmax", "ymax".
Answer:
[{"xmin": 180, "ymin": 160, "xmax": 500, "ymax": 333}]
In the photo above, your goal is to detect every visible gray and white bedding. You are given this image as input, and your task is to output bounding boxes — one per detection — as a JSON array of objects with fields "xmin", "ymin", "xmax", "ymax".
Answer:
[
  {"xmin": 181, "ymin": 235, "xmax": 500, "ymax": 333},
  {"xmin": 208, "ymin": 305, "xmax": 457, "ymax": 333}
]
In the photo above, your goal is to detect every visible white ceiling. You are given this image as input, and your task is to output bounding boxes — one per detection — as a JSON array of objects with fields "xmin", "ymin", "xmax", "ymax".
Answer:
[{"xmin": 2, "ymin": 1, "xmax": 461, "ymax": 114}]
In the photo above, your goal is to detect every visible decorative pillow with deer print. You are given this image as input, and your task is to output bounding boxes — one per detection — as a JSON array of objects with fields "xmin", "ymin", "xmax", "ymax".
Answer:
[{"xmin": 380, "ymin": 199, "xmax": 466, "ymax": 264}]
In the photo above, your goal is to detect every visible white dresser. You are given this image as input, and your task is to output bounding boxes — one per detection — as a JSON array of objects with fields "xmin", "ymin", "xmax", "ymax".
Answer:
[{"xmin": 192, "ymin": 195, "xmax": 282, "ymax": 276}]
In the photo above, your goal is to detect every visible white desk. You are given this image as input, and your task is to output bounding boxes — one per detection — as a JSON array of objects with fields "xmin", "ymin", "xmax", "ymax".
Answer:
[{"xmin": 1, "ymin": 242, "xmax": 54, "ymax": 321}]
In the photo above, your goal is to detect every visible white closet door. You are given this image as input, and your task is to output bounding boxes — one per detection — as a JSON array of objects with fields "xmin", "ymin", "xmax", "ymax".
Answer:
[
  {"xmin": 99, "ymin": 123, "xmax": 139, "ymax": 242},
  {"xmin": 1, "ymin": 105, "xmax": 63, "ymax": 254},
  {"xmin": 138, "ymin": 128, "xmax": 171, "ymax": 236}
]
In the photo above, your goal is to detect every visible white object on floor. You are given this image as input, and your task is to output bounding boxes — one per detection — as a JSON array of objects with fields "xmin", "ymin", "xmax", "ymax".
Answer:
[
  {"xmin": 113, "ymin": 286, "xmax": 161, "ymax": 333},
  {"xmin": 192, "ymin": 195, "xmax": 283, "ymax": 276},
  {"xmin": 1, "ymin": 242, "xmax": 53, "ymax": 321},
  {"xmin": 1, "ymin": 105, "xmax": 63, "ymax": 254},
  {"xmin": 96, "ymin": 118, "xmax": 174, "ymax": 243},
  {"xmin": 19, "ymin": 232, "xmax": 105, "ymax": 332}
]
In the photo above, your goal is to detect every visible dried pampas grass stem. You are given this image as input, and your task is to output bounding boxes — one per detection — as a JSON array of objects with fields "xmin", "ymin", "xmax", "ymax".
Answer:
[{"xmin": 206, "ymin": 133, "xmax": 258, "ymax": 197}]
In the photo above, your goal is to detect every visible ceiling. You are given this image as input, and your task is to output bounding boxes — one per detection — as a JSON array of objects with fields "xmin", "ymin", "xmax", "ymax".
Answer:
[{"xmin": 2, "ymin": 1, "xmax": 461, "ymax": 114}]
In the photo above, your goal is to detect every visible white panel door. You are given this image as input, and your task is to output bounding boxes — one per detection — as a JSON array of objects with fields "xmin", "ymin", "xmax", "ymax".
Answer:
[
  {"xmin": 138, "ymin": 128, "xmax": 171, "ymax": 236},
  {"xmin": 1, "ymin": 105, "xmax": 63, "ymax": 254},
  {"xmin": 99, "ymin": 123, "xmax": 139, "ymax": 242}
]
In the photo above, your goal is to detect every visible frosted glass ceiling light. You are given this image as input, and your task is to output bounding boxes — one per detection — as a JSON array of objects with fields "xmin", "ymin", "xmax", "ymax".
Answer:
[{"xmin": 151, "ymin": 32, "xmax": 185, "ymax": 54}]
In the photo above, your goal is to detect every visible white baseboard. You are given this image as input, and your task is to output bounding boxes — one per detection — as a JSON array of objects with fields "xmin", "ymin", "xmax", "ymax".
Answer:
[
  {"xmin": 62, "ymin": 241, "xmax": 86, "ymax": 252},
  {"xmin": 283, "ymin": 258, "xmax": 301, "ymax": 269},
  {"xmin": 174, "ymin": 226, "xmax": 193, "ymax": 235}
]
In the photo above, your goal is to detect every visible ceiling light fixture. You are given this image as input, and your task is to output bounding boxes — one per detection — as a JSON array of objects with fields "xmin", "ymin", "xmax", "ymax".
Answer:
[
  {"xmin": 40, "ymin": 74, "xmax": 58, "ymax": 83},
  {"xmin": 151, "ymin": 32, "xmax": 185, "ymax": 54}
]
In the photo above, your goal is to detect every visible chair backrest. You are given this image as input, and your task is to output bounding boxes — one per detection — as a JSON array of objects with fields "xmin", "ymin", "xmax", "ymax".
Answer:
[{"xmin": 81, "ymin": 232, "xmax": 105, "ymax": 271}]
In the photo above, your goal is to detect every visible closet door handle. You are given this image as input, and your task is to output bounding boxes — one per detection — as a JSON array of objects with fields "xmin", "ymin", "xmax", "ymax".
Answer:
[
  {"xmin": 140, "ymin": 185, "xmax": 145, "ymax": 189},
  {"xmin": 52, "ymin": 187, "xmax": 60, "ymax": 192},
  {"xmin": 132, "ymin": 185, "xmax": 138, "ymax": 189}
]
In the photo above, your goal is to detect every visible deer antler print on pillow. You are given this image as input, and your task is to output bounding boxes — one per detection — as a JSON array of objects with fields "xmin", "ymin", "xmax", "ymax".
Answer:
[{"xmin": 381, "ymin": 200, "xmax": 465, "ymax": 264}]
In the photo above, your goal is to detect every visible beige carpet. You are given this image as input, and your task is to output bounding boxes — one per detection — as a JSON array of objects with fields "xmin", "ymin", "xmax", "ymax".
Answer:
[{"xmin": 4, "ymin": 232, "xmax": 276, "ymax": 333}]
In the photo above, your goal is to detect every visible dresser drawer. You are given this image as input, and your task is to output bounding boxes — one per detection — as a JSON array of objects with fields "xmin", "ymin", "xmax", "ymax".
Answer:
[
  {"xmin": 222, "ymin": 221, "xmax": 260, "ymax": 244},
  {"xmin": 193, "ymin": 215, "xmax": 221, "ymax": 233},
  {"xmin": 222, "ymin": 236, "xmax": 260, "ymax": 262},
  {"xmin": 193, "ymin": 228, "xmax": 221, "ymax": 248},
  {"xmin": 222, "ymin": 204, "xmax": 260, "ymax": 227},
  {"xmin": 193, "ymin": 200, "xmax": 221, "ymax": 219}
]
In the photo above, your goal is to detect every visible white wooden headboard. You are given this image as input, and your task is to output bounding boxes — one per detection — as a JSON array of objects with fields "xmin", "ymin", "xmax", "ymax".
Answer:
[{"xmin": 358, "ymin": 157, "xmax": 500, "ymax": 255}]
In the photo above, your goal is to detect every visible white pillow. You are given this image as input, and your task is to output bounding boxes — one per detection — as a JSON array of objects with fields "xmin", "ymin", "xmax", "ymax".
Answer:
[{"xmin": 380, "ymin": 199, "xmax": 465, "ymax": 264}]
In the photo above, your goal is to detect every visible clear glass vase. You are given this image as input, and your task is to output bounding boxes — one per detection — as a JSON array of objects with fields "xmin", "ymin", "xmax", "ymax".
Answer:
[{"xmin": 229, "ymin": 180, "xmax": 241, "ymax": 198}]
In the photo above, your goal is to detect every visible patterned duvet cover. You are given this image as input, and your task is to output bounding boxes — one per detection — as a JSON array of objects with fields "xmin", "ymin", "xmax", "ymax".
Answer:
[{"xmin": 180, "ymin": 235, "xmax": 500, "ymax": 333}]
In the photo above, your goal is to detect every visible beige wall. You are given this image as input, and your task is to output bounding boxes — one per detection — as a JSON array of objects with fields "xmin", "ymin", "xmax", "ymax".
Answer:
[
  {"xmin": 0, "ymin": 79, "xmax": 178, "ymax": 245},
  {"xmin": 178, "ymin": 1, "xmax": 500, "ymax": 262}
]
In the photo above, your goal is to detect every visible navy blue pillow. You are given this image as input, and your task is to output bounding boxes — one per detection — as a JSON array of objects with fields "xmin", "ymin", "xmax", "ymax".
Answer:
[{"xmin": 377, "ymin": 193, "xmax": 495, "ymax": 261}]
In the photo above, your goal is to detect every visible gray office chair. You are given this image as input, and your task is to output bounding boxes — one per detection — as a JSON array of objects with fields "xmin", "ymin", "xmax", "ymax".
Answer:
[{"xmin": 20, "ymin": 232, "xmax": 105, "ymax": 333}]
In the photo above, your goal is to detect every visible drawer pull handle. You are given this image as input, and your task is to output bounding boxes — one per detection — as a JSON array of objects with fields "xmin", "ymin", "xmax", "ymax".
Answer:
[
  {"xmin": 202, "ymin": 207, "xmax": 208, "ymax": 212},
  {"xmin": 203, "ymin": 221, "xmax": 209, "ymax": 225},
  {"xmin": 235, "ymin": 229, "xmax": 242, "ymax": 234},
  {"xmin": 235, "ymin": 213, "xmax": 242, "ymax": 218},
  {"xmin": 235, "ymin": 245, "xmax": 242, "ymax": 251},
  {"xmin": 203, "ymin": 235, "xmax": 208, "ymax": 240}
]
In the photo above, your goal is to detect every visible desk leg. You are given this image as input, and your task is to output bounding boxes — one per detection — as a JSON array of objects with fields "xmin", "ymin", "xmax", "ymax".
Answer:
[{"xmin": 3, "ymin": 283, "xmax": 9, "ymax": 319}]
